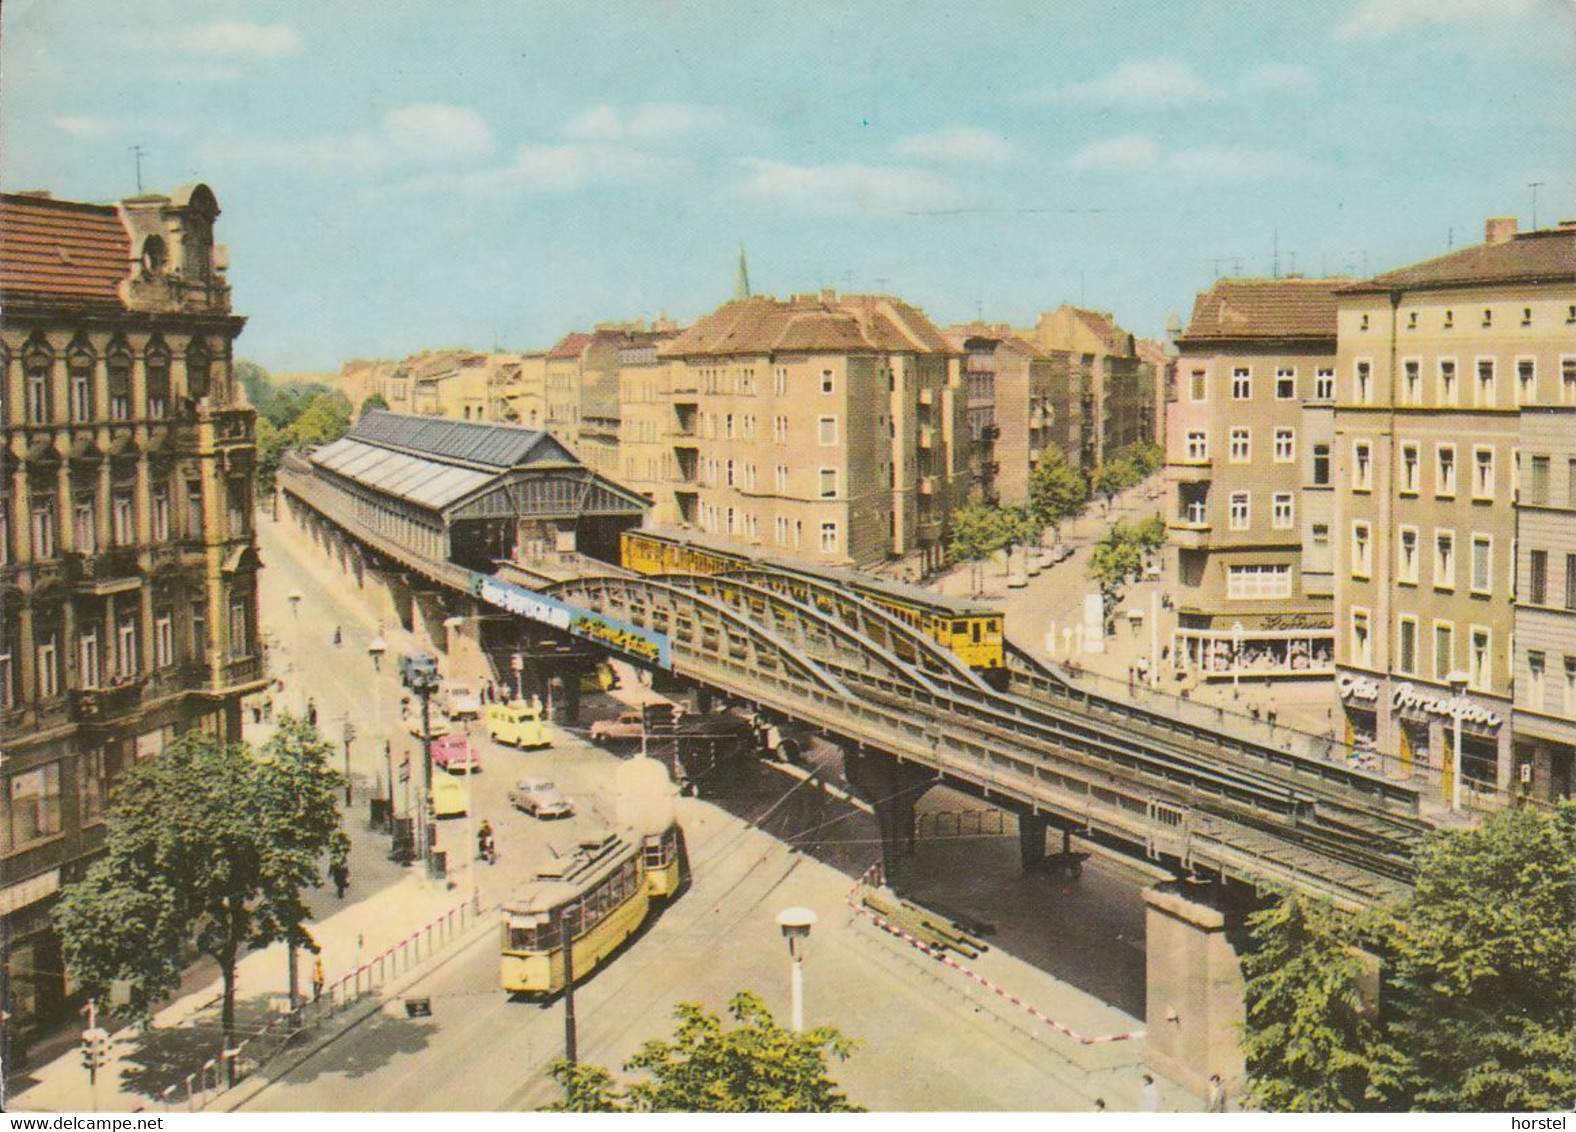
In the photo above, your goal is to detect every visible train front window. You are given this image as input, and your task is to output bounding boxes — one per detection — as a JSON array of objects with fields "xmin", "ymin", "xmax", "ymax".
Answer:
[{"xmin": 507, "ymin": 918, "xmax": 546, "ymax": 951}]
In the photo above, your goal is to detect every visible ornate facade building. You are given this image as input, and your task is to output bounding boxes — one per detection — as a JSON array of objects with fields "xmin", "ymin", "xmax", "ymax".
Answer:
[{"xmin": 0, "ymin": 184, "xmax": 263, "ymax": 1046}]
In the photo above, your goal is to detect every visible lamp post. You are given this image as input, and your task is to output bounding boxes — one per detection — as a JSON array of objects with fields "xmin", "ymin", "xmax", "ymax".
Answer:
[
  {"xmin": 1447, "ymin": 670, "xmax": 1470, "ymax": 811},
  {"xmin": 775, "ymin": 906, "xmax": 818, "ymax": 1032},
  {"xmin": 510, "ymin": 652, "xmax": 524, "ymax": 702},
  {"xmin": 367, "ymin": 634, "xmax": 387, "ymax": 673},
  {"xmin": 286, "ymin": 589, "xmax": 305, "ymax": 712},
  {"xmin": 341, "ymin": 718, "xmax": 356, "ymax": 805},
  {"xmin": 410, "ymin": 668, "xmax": 440, "ymax": 870}
]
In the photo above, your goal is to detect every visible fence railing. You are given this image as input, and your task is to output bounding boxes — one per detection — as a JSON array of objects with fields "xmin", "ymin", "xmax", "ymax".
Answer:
[{"xmin": 156, "ymin": 896, "xmax": 484, "ymax": 1112}]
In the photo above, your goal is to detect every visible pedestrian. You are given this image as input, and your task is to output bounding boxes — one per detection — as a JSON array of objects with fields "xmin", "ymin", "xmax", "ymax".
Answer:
[
  {"xmin": 263, "ymin": 692, "xmax": 275, "ymax": 722},
  {"xmin": 1206, "ymin": 1074, "xmax": 1227, "ymax": 1113},
  {"xmin": 251, "ymin": 699, "xmax": 263, "ymax": 724},
  {"xmin": 333, "ymin": 626, "xmax": 342, "ymax": 648},
  {"xmin": 312, "ymin": 955, "xmax": 325, "ymax": 1002},
  {"xmin": 1139, "ymin": 1073, "xmax": 1159, "ymax": 1113},
  {"xmin": 331, "ymin": 860, "xmax": 349, "ymax": 899},
  {"xmin": 1092, "ymin": 1098, "xmax": 1106, "ymax": 1113},
  {"xmin": 307, "ymin": 698, "xmax": 318, "ymax": 727}
]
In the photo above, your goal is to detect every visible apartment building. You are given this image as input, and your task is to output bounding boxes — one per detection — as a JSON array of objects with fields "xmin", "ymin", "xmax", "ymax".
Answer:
[
  {"xmin": 1164, "ymin": 279, "xmax": 1346, "ymax": 679},
  {"xmin": 945, "ymin": 325, "xmax": 1080, "ymax": 506},
  {"xmin": 615, "ymin": 327, "xmax": 682, "ymax": 524},
  {"xmin": 0, "ymin": 185, "xmax": 264, "ymax": 1043},
  {"xmin": 1031, "ymin": 305, "xmax": 1154, "ymax": 468},
  {"xmin": 660, "ymin": 292, "xmax": 963, "ymax": 569},
  {"xmin": 1333, "ymin": 218, "xmax": 1576, "ymax": 802},
  {"xmin": 1514, "ymin": 406, "xmax": 1576, "ymax": 800}
]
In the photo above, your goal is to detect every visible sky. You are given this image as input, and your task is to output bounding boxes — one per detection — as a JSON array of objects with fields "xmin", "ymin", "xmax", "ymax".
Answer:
[{"xmin": 2, "ymin": 0, "xmax": 1573, "ymax": 373}]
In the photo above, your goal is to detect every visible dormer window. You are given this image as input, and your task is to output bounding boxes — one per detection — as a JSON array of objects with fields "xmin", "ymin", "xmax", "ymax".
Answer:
[
  {"xmin": 1359, "ymin": 313, "xmax": 1370, "ymax": 331},
  {"xmin": 140, "ymin": 235, "xmax": 167, "ymax": 276},
  {"xmin": 1444, "ymin": 309, "xmax": 1454, "ymax": 329},
  {"xmin": 1481, "ymin": 308, "xmax": 1493, "ymax": 327}
]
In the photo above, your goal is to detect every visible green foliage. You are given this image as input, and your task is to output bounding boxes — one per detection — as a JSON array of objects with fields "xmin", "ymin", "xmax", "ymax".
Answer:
[
  {"xmin": 54, "ymin": 721, "xmax": 349, "ymax": 1047},
  {"xmin": 288, "ymin": 391, "xmax": 353, "ymax": 448},
  {"xmin": 255, "ymin": 417, "xmax": 290, "ymax": 494},
  {"xmin": 1027, "ymin": 445, "xmax": 1088, "ymax": 532},
  {"xmin": 1090, "ymin": 456, "xmax": 1143, "ymax": 503},
  {"xmin": 1240, "ymin": 802, "xmax": 1576, "ymax": 1112},
  {"xmin": 545, "ymin": 992, "xmax": 861, "ymax": 1113},
  {"xmin": 1086, "ymin": 519, "xmax": 1151, "ymax": 618},
  {"xmin": 1131, "ymin": 514, "xmax": 1166, "ymax": 552},
  {"xmin": 1242, "ymin": 896, "xmax": 1389, "ymax": 1112},
  {"xmin": 946, "ymin": 501, "xmax": 1010, "ymax": 565},
  {"xmin": 1113, "ymin": 438, "xmax": 1164, "ymax": 477},
  {"xmin": 359, "ymin": 392, "xmax": 390, "ymax": 416}
]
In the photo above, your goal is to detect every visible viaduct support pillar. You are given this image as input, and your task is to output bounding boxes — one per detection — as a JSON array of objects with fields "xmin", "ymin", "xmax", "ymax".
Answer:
[
  {"xmin": 1018, "ymin": 812, "xmax": 1048, "ymax": 871},
  {"xmin": 1143, "ymin": 883, "xmax": 1246, "ymax": 1101},
  {"xmin": 842, "ymin": 749, "xmax": 933, "ymax": 894}
]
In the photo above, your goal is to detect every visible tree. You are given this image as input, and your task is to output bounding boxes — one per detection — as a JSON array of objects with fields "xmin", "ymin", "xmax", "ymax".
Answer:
[
  {"xmin": 1113, "ymin": 438, "xmax": 1164, "ymax": 477},
  {"xmin": 288, "ymin": 390, "xmax": 353, "ymax": 448},
  {"xmin": 1086, "ymin": 521, "xmax": 1146, "ymax": 622},
  {"xmin": 233, "ymin": 359, "xmax": 272, "ymax": 408},
  {"xmin": 946, "ymin": 500, "xmax": 1009, "ymax": 596},
  {"xmin": 1090, "ymin": 457, "xmax": 1142, "ymax": 510},
  {"xmin": 1382, "ymin": 802, "xmax": 1575, "ymax": 1111},
  {"xmin": 54, "ymin": 721, "xmax": 349, "ymax": 1066},
  {"xmin": 1242, "ymin": 895, "xmax": 1391, "ymax": 1112},
  {"xmin": 255, "ymin": 417, "xmax": 291, "ymax": 495},
  {"xmin": 544, "ymin": 991, "xmax": 861, "ymax": 1112},
  {"xmin": 1026, "ymin": 446, "xmax": 1087, "ymax": 538},
  {"xmin": 358, "ymin": 392, "xmax": 389, "ymax": 417}
]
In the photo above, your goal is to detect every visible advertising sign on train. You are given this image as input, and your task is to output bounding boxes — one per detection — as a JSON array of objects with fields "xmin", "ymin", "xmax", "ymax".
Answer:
[{"xmin": 472, "ymin": 574, "xmax": 673, "ymax": 670}]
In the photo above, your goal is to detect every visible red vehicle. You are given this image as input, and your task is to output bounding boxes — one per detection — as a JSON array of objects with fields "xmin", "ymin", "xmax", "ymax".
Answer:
[{"xmin": 432, "ymin": 732, "xmax": 481, "ymax": 773}]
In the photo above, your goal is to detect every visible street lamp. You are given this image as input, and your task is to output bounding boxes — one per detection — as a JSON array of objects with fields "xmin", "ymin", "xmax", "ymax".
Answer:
[
  {"xmin": 286, "ymin": 589, "xmax": 303, "ymax": 617},
  {"xmin": 367, "ymin": 634, "xmax": 387, "ymax": 672},
  {"xmin": 775, "ymin": 906, "xmax": 818, "ymax": 1033},
  {"xmin": 1446, "ymin": 670, "xmax": 1470, "ymax": 812},
  {"xmin": 409, "ymin": 668, "xmax": 441, "ymax": 872}
]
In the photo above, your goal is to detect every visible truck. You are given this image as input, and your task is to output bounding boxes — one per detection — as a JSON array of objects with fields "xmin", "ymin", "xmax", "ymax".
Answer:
[{"xmin": 399, "ymin": 651, "xmax": 440, "ymax": 690}]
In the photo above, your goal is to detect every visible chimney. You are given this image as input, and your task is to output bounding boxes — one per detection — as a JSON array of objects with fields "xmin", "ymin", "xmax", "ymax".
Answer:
[{"xmin": 1484, "ymin": 217, "xmax": 1518, "ymax": 246}]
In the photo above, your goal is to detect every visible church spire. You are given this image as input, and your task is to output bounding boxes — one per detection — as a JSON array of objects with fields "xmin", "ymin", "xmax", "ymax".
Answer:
[{"xmin": 734, "ymin": 244, "xmax": 751, "ymax": 301}]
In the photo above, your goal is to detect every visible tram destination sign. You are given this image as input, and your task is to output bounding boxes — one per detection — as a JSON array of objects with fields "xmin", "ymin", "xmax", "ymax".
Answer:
[{"xmin": 471, "ymin": 574, "xmax": 673, "ymax": 670}]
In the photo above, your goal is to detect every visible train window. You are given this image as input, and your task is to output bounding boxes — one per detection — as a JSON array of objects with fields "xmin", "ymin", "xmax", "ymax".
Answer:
[
  {"xmin": 952, "ymin": 620, "xmax": 967, "ymax": 635},
  {"xmin": 971, "ymin": 622, "xmax": 982, "ymax": 643},
  {"xmin": 508, "ymin": 924, "xmax": 541, "ymax": 951}
]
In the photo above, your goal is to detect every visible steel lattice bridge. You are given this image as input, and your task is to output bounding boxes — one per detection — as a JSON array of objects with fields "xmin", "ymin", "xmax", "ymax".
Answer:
[{"xmin": 282, "ymin": 465, "xmax": 1426, "ymax": 912}]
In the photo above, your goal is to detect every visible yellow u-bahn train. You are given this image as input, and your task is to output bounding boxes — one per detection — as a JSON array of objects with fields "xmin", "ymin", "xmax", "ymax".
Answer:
[
  {"xmin": 500, "ymin": 824, "xmax": 683, "ymax": 995},
  {"xmin": 620, "ymin": 528, "xmax": 1005, "ymax": 673}
]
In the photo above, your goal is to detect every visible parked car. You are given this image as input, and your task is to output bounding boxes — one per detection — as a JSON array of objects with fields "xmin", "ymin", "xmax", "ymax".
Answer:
[
  {"xmin": 485, "ymin": 699, "xmax": 550, "ymax": 748},
  {"xmin": 398, "ymin": 651, "xmax": 440, "ymax": 690},
  {"xmin": 431, "ymin": 772, "xmax": 466, "ymax": 818},
  {"xmin": 443, "ymin": 683, "xmax": 481, "ymax": 719},
  {"xmin": 431, "ymin": 732, "xmax": 481, "ymax": 773},
  {"xmin": 589, "ymin": 711, "xmax": 646, "ymax": 742},
  {"xmin": 508, "ymin": 777, "xmax": 574, "ymax": 819}
]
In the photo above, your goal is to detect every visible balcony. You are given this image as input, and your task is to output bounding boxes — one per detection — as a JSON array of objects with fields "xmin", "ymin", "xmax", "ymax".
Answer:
[
  {"xmin": 1168, "ymin": 520, "xmax": 1212, "ymax": 549},
  {"xmin": 918, "ymin": 476, "xmax": 937, "ymax": 496},
  {"xmin": 69, "ymin": 548, "xmax": 143, "ymax": 594},
  {"xmin": 69, "ymin": 678, "xmax": 146, "ymax": 724},
  {"xmin": 918, "ymin": 426, "xmax": 936, "ymax": 450},
  {"xmin": 1166, "ymin": 457, "xmax": 1213, "ymax": 484}
]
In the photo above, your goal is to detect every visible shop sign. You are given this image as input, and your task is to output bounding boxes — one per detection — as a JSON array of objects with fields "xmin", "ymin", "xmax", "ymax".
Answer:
[
  {"xmin": 1337, "ymin": 673, "xmax": 1380, "ymax": 702},
  {"xmin": 1391, "ymin": 682, "xmax": 1502, "ymax": 729}
]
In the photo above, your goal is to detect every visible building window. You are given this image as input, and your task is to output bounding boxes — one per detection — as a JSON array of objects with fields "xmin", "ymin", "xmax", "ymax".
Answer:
[
  {"xmin": 112, "ymin": 493, "xmax": 134, "ymax": 546},
  {"xmin": 186, "ymin": 480, "xmax": 205, "ymax": 539},
  {"xmin": 773, "ymin": 367, "xmax": 788, "ymax": 396},
  {"xmin": 1359, "ymin": 313, "xmax": 1370, "ymax": 331},
  {"xmin": 1352, "ymin": 441, "xmax": 1372, "ymax": 490},
  {"xmin": 1273, "ymin": 428, "xmax": 1295, "ymax": 463},
  {"xmin": 1231, "ymin": 368, "xmax": 1251, "ymax": 400},
  {"xmin": 1189, "ymin": 369, "xmax": 1207, "ymax": 401},
  {"xmin": 1470, "ymin": 534, "xmax": 1492, "ymax": 594},
  {"xmin": 152, "ymin": 487, "xmax": 170, "ymax": 542},
  {"xmin": 816, "ymin": 369, "xmax": 833, "ymax": 394},
  {"xmin": 1566, "ymin": 553, "xmax": 1576, "ymax": 611},
  {"xmin": 725, "ymin": 460, "xmax": 735, "ymax": 487},
  {"xmin": 1402, "ymin": 358, "xmax": 1421, "ymax": 404},
  {"xmin": 1517, "ymin": 358, "xmax": 1536, "ymax": 404},
  {"xmin": 1185, "ymin": 431, "xmax": 1209, "ymax": 462},
  {"xmin": 1527, "ymin": 549, "xmax": 1549, "ymax": 605},
  {"xmin": 1400, "ymin": 442, "xmax": 1420, "ymax": 494},
  {"xmin": 1311, "ymin": 523, "xmax": 1329, "ymax": 549},
  {"xmin": 74, "ymin": 499, "xmax": 96, "ymax": 555},
  {"xmin": 1398, "ymin": 527, "xmax": 1419, "ymax": 584},
  {"xmin": 1469, "ymin": 626, "xmax": 1491, "ymax": 690},
  {"xmin": 1312, "ymin": 444, "xmax": 1330, "ymax": 486},
  {"xmin": 1565, "ymin": 658, "xmax": 1576, "ymax": 715},
  {"xmin": 1275, "ymin": 368, "xmax": 1296, "ymax": 399},
  {"xmin": 3, "ymin": 763, "xmax": 63, "ymax": 852},
  {"xmin": 724, "ymin": 413, "xmax": 735, "ymax": 439},
  {"xmin": 145, "ymin": 342, "xmax": 170, "ymax": 418},
  {"xmin": 0, "ymin": 646, "xmax": 12, "ymax": 711},
  {"xmin": 1435, "ymin": 529, "xmax": 1456, "ymax": 589},
  {"xmin": 1398, "ymin": 617, "xmax": 1418, "ymax": 676},
  {"xmin": 1228, "ymin": 492, "xmax": 1249, "ymax": 531},
  {"xmin": 1351, "ymin": 521, "xmax": 1372, "ymax": 577},
  {"xmin": 819, "ymin": 468, "xmax": 837, "ymax": 498},
  {"xmin": 1472, "ymin": 446, "xmax": 1495, "ymax": 500},
  {"xmin": 1563, "ymin": 357, "xmax": 1576, "ymax": 404},
  {"xmin": 1226, "ymin": 563, "xmax": 1291, "ymax": 600},
  {"xmin": 1439, "ymin": 359, "xmax": 1458, "ymax": 405},
  {"xmin": 725, "ymin": 507, "xmax": 736, "ymax": 534},
  {"xmin": 1229, "ymin": 427, "xmax": 1251, "ymax": 463},
  {"xmin": 186, "ymin": 340, "xmax": 211, "ymax": 401},
  {"xmin": 1436, "ymin": 444, "xmax": 1456, "ymax": 497},
  {"xmin": 37, "ymin": 632, "xmax": 59, "ymax": 698},
  {"xmin": 1351, "ymin": 608, "xmax": 1372, "ymax": 668},
  {"xmin": 31, "ymin": 497, "xmax": 55, "ymax": 559},
  {"xmin": 773, "ymin": 415, "xmax": 787, "ymax": 443},
  {"xmin": 1528, "ymin": 651, "xmax": 1546, "ymax": 710},
  {"xmin": 117, "ymin": 615, "xmax": 138, "ymax": 679},
  {"xmin": 1433, "ymin": 622, "xmax": 1454, "ymax": 681},
  {"xmin": 25, "ymin": 358, "xmax": 50, "ymax": 424},
  {"xmin": 1475, "ymin": 358, "xmax": 1496, "ymax": 406},
  {"xmin": 1481, "ymin": 307, "xmax": 1493, "ymax": 327},
  {"xmin": 1314, "ymin": 368, "xmax": 1334, "ymax": 400},
  {"xmin": 107, "ymin": 346, "xmax": 132, "ymax": 420},
  {"xmin": 70, "ymin": 361, "xmax": 94, "ymax": 422},
  {"xmin": 819, "ymin": 521, "xmax": 838, "ymax": 553},
  {"xmin": 1355, "ymin": 360, "xmax": 1372, "ymax": 404},
  {"xmin": 818, "ymin": 417, "xmax": 837, "ymax": 446},
  {"xmin": 1407, "ymin": 311, "xmax": 1418, "ymax": 330},
  {"xmin": 229, "ymin": 596, "xmax": 249, "ymax": 659},
  {"xmin": 1272, "ymin": 493, "xmax": 1294, "ymax": 529},
  {"xmin": 774, "ymin": 466, "xmax": 788, "ymax": 494},
  {"xmin": 1529, "ymin": 455, "xmax": 1549, "ymax": 504},
  {"xmin": 79, "ymin": 625, "xmax": 101, "ymax": 688},
  {"xmin": 154, "ymin": 610, "xmax": 174, "ymax": 669},
  {"xmin": 1444, "ymin": 309, "xmax": 1454, "ymax": 329}
]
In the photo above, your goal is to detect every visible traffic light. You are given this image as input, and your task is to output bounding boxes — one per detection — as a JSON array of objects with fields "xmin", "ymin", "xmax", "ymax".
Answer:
[{"xmin": 80, "ymin": 1026, "xmax": 109, "ymax": 1075}]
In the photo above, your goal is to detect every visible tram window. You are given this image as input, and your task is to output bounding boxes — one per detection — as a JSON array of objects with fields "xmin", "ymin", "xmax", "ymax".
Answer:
[
  {"xmin": 971, "ymin": 622, "xmax": 982, "ymax": 644},
  {"xmin": 508, "ymin": 924, "xmax": 541, "ymax": 951},
  {"xmin": 952, "ymin": 620, "xmax": 967, "ymax": 635}
]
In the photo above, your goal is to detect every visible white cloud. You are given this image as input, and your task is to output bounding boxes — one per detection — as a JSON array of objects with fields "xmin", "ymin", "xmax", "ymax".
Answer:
[
  {"xmin": 1335, "ymin": 0, "xmax": 1539, "ymax": 39},
  {"xmin": 890, "ymin": 127, "xmax": 1016, "ymax": 164},
  {"xmin": 1167, "ymin": 145, "xmax": 1319, "ymax": 181},
  {"xmin": 564, "ymin": 102, "xmax": 722, "ymax": 142},
  {"xmin": 1239, "ymin": 63, "xmax": 1316, "ymax": 94},
  {"xmin": 1067, "ymin": 134, "xmax": 1162, "ymax": 173},
  {"xmin": 168, "ymin": 20, "xmax": 302, "ymax": 56},
  {"xmin": 383, "ymin": 104, "xmax": 495, "ymax": 162},
  {"xmin": 1040, "ymin": 59, "xmax": 1222, "ymax": 107},
  {"xmin": 733, "ymin": 158, "xmax": 969, "ymax": 215},
  {"xmin": 53, "ymin": 115, "xmax": 114, "ymax": 138},
  {"xmin": 400, "ymin": 142, "xmax": 685, "ymax": 197}
]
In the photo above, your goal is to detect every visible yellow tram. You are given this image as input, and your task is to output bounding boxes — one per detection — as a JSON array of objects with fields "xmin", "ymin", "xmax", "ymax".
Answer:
[
  {"xmin": 621, "ymin": 528, "xmax": 1005, "ymax": 672},
  {"xmin": 500, "ymin": 824, "xmax": 683, "ymax": 995}
]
